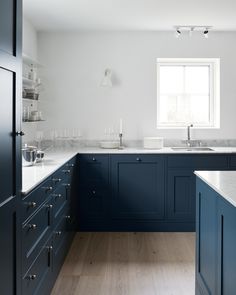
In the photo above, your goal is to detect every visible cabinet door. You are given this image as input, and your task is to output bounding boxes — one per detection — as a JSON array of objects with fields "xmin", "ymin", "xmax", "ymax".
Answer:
[
  {"xmin": 0, "ymin": 0, "xmax": 22, "ymax": 294},
  {"xmin": 111, "ymin": 155, "xmax": 165, "ymax": 220},
  {"xmin": 167, "ymin": 170, "xmax": 195, "ymax": 221},
  {"xmin": 0, "ymin": 200, "xmax": 17, "ymax": 295},
  {"xmin": 217, "ymin": 198, "xmax": 236, "ymax": 295},
  {"xmin": 196, "ymin": 179, "xmax": 218, "ymax": 295}
]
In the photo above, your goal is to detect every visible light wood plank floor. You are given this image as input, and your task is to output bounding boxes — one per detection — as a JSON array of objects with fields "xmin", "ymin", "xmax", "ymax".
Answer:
[{"xmin": 52, "ymin": 232, "xmax": 195, "ymax": 295}]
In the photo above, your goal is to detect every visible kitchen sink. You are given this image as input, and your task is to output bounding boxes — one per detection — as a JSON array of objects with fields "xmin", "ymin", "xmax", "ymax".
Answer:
[{"xmin": 171, "ymin": 147, "xmax": 214, "ymax": 151}]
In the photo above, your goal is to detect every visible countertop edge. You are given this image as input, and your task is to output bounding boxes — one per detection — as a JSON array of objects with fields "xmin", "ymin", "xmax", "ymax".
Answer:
[{"xmin": 195, "ymin": 171, "xmax": 236, "ymax": 207}]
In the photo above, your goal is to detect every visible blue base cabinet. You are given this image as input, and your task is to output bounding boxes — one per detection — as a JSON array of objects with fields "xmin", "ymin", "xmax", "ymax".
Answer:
[
  {"xmin": 196, "ymin": 177, "xmax": 236, "ymax": 295},
  {"xmin": 111, "ymin": 155, "xmax": 165, "ymax": 220},
  {"xmin": 78, "ymin": 154, "xmax": 231, "ymax": 232},
  {"xmin": 21, "ymin": 156, "xmax": 77, "ymax": 295}
]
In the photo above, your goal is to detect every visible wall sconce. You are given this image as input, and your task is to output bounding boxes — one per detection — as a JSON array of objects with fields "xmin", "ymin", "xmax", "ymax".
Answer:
[{"xmin": 100, "ymin": 68, "xmax": 112, "ymax": 87}]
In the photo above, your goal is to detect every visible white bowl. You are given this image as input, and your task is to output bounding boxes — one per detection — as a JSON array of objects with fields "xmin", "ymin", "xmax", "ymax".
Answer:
[
  {"xmin": 143, "ymin": 137, "xmax": 164, "ymax": 149},
  {"xmin": 100, "ymin": 141, "xmax": 120, "ymax": 149}
]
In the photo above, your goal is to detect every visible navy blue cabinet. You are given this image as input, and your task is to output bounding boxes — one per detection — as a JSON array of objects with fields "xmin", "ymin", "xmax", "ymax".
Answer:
[
  {"xmin": 217, "ymin": 198, "xmax": 236, "ymax": 295},
  {"xmin": 167, "ymin": 155, "xmax": 228, "ymax": 229},
  {"xmin": 111, "ymin": 155, "xmax": 165, "ymax": 220},
  {"xmin": 196, "ymin": 176, "xmax": 236, "ymax": 295},
  {"xmin": 0, "ymin": 0, "xmax": 22, "ymax": 294},
  {"xmin": 196, "ymin": 178, "xmax": 218, "ymax": 295},
  {"xmin": 167, "ymin": 170, "xmax": 195, "ymax": 221},
  {"xmin": 21, "ymin": 156, "xmax": 77, "ymax": 295}
]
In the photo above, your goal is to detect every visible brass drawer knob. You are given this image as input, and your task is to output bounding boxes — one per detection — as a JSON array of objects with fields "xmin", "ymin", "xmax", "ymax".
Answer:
[
  {"xmin": 28, "ymin": 224, "xmax": 37, "ymax": 230},
  {"xmin": 28, "ymin": 202, "xmax": 37, "ymax": 208},
  {"xmin": 28, "ymin": 274, "xmax": 37, "ymax": 280},
  {"xmin": 55, "ymin": 231, "xmax": 62, "ymax": 236}
]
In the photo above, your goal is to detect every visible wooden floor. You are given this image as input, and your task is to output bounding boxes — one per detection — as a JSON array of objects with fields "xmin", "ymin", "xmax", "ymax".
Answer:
[{"xmin": 52, "ymin": 232, "xmax": 195, "ymax": 295}]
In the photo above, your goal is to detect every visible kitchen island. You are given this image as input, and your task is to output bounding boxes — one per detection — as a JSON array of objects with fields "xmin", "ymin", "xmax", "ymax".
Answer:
[{"xmin": 195, "ymin": 171, "xmax": 236, "ymax": 295}]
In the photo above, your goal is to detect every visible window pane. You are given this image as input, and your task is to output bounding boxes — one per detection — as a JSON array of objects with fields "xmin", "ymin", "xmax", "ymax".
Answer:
[
  {"xmin": 157, "ymin": 61, "xmax": 214, "ymax": 127},
  {"xmin": 159, "ymin": 66, "xmax": 183, "ymax": 94},
  {"xmin": 185, "ymin": 66, "xmax": 210, "ymax": 94}
]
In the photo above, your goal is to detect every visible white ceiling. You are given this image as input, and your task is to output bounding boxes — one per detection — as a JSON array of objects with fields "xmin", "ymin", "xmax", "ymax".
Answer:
[{"xmin": 23, "ymin": 0, "xmax": 236, "ymax": 32}]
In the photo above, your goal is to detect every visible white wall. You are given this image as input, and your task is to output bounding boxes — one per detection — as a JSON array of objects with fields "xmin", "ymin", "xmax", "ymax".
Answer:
[
  {"xmin": 23, "ymin": 17, "xmax": 38, "ymax": 60},
  {"xmin": 38, "ymin": 31, "xmax": 236, "ymax": 140},
  {"xmin": 22, "ymin": 17, "xmax": 38, "ymax": 143}
]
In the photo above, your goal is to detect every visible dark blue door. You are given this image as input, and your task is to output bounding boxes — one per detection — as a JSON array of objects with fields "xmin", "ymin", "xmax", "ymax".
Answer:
[
  {"xmin": 111, "ymin": 155, "xmax": 165, "ymax": 220},
  {"xmin": 217, "ymin": 198, "xmax": 236, "ymax": 295},
  {"xmin": 167, "ymin": 170, "xmax": 196, "ymax": 221},
  {"xmin": 196, "ymin": 178, "xmax": 218, "ymax": 295},
  {"xmin": 0, "ymin": 0, "xmax": 22, "ymax": 294}
]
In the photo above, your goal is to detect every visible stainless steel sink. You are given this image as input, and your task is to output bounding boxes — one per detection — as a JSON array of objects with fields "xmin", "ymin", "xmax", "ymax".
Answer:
[{"xmin": 171, "ymin": 147, "xmax": 214, "ymax": 151}]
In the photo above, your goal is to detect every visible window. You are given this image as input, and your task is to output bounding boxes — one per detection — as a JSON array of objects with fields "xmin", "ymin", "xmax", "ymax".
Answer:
[{"xmin": 157, "ymin": 58, "xmax": 220, "ymax": 128}]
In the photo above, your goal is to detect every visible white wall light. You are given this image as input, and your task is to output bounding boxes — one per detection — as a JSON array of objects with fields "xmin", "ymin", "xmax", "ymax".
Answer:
[{"xmin": 100, "ymin": 68, "xmax": 112, "ymax": 87}]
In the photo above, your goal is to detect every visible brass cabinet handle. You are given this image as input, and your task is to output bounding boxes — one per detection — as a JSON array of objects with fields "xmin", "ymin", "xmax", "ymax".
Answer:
[
  {"xmin": 28, "ymin": 202, "xmax": 37, "ymax": 208},
  {"xmin": 28, "ymin": 224, "xmax": 37, "ymax": 230},
  {"xmin": 55, "ymin": 231, "xmax": 62, "ymax": 236},
  {"xmin": 65, "ymin": 215, "xmax": 71, "ymax": 220},
  {"xmin": 53, "ymin": 193, "xmax": 62, "ymax": 198},
  {"xmin": 62, "ymin": 169, "xmax": 71, "ymax": 174},
  {"xmin": 27, "ymin": 274, "xmax": 37, "ymax": 280},
  {"xmin": 52, "ymin": 178, "xmax": 62, "ymax": 182},
  {"xmin": 67, "ymin": 163, "xmax": 74, "ymax": 167}
]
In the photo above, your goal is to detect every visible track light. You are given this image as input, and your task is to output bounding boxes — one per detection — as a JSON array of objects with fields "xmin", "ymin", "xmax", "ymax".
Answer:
[
  {"xmin": 174, "ymin": 26, "xmax": 212, "ymax": 39},
  {"xmin": 175, "ymin": 28, "xmax": 181, "ymax": 38},
  {"xmin": 203, "ymin": 28, "xmax": 209, "ymax": 38}
]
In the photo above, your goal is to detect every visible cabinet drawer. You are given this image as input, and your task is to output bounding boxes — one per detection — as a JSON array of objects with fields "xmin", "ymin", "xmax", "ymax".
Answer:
[
  {"xmin": 53, "ymin": 212, "xmax": 68, "ymax": 254},
  {"xmin": 22, "ymin": 178, "xmax": 53, "ymax": 222},
  {"xmin": 22, "ymin": 239, "xmax": 53, "ymax": 295},
  {"xmin": 168, "ymin": 155, "xmax": 228, "ymax": 169},
  {"xmin": 52, "ymin": 185, "xmax": 68, "ymax": 221},
  {"xmin": 79, "ymin": 154, "xmax": 109, "ymax": 185},
  {"xmin": 22, "ymin": 198, "xmax": 53, "ymax": 272}
]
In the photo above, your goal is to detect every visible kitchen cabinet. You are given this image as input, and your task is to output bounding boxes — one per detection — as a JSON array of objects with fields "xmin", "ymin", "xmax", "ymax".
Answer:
[
  {"xmin": 21, "ymin": 156, "xmax": 77, "ymax": 295},
  {"xmin": 167, "ymin": 170, "xmax": 196, "ymax": 221},
  {"xmin": 0, "ymin": 0, "xmax": 22, "ymax": 294},
  {"xmin": 216, "ymin": 197, "xmax": 236, "ymax": 295},
  {"xmin": 111, "ymin": 155, "xmax": 165, "ymax": 220},
  {"xmin": 196, "ymin": 178, "xmax": 218, "ymax": 295},
  {"xmin": 196, "ymin": 176, "xmax": 236, "ymax": 295},
  {"xmin": 167, "ymin": 155, "xmax": 228, "ymax": 228}
]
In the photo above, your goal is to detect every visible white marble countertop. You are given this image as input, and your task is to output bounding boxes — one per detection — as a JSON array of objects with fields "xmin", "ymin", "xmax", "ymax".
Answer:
[
  {"xmin": 22, "ymin": 150, "xmax": 78, "ymax": 194},
  {"xmin": 22, "ymin": 146, "xmax": 236, "ymax": 195},
  {"xmin": 195, "ymin": 171, "xmax": 236, "ymax": 207}
]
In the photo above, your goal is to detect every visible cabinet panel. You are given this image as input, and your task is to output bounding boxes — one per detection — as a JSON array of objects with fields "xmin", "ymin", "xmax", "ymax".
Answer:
[
  {"xmin": 0, "ymin": 198, "xmax": 17, "ymax": 295},
  {"xmin": 0, "ymin": 69, "xmax": 14, "ymax": 204},
  {"xmin": 167, "ymin": 170, "xmax": 195, "ymax": 221},
  {"xmin": 111, "ymin": 155, "xmax": 165, "ymax": 220},
  {"xmin": 217, "ymin": 198, "xmax": 236, "ymax": 295},
  {"xmin": 22, "ymin": 198, "xmax": 53, "ymax": 273},
  {"xmin": 196, "ymin": 179, "xmax": 218, "ymax": 295},
  {"xmin": 22, "ymin": 238, "xmax": 53, "ymax": 295},
  {"xmin": 0, "ymin": 0, "xmax": 15, "ymax": 55},
  {"xmin": 79, "ymin": 154, "xmax": 109, "ymax": 186},
  {"xmin": 79, "ymin": 186, "xmax": 108, "ymax": 219}
]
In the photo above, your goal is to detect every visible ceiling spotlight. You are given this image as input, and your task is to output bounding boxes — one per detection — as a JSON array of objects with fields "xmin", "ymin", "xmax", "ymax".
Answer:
[
  {"xmin": 175, "ymin": 28, "xmax": 181, "ymax": 38},
  {"xmin": 203, "ymin": 28, "xmax": 209, "ymax": 38}
]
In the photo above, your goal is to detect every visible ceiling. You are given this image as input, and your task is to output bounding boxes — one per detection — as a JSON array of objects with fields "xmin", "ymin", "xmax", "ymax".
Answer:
[{"xmin": 23, "ymin": 0, "xmax": 236, "ymax": 32}]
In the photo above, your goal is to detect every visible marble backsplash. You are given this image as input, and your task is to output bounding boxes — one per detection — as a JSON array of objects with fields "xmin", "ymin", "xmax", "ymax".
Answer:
[{"xmin": 28, "ymin": 139, "xmax": 236, "ymax": 150}]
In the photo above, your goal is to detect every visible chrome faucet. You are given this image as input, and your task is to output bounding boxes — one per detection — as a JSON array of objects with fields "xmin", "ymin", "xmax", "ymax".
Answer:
[{"xmin": 186, "ymin": 124, "xmax": 193, "ymax": 146}]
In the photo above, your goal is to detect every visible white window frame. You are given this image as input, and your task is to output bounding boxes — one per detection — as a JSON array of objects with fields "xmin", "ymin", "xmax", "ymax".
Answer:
[{"xmin": 156, "ymin": 58, "xmax": 220, "ymax": 129}]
